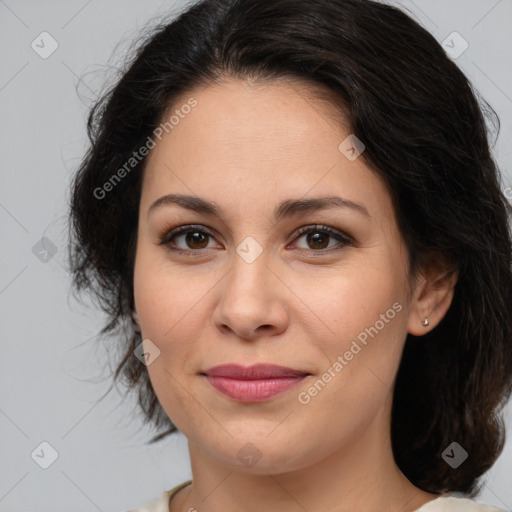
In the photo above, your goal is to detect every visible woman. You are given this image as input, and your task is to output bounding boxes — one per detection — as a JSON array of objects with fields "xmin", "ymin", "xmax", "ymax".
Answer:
[{"xmin": 68, "ymin": 0, "xmax": 512, "ymax": 511}]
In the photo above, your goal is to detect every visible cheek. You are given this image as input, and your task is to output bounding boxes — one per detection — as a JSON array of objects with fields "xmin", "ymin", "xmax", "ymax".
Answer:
[
  {"xmin": 302, "ymin": 260, "xmax": 406, "ymax": 347},
  {"xmin": 294, "ymin": 288, "xmax": 406, "ymax": 448},
  {"xmin": 133, "ymin": 254, "xmax": 205, "ymax": 432},
  {"xmin": 133, "ymin": 252, "xmax": 200, "ymax": 382},
  {"xmin": 299, "ymin": 267, "xmax": 408, "ymax": 412},
  {"xmin": 134, "ymin": 246, "xmax": 201, "ymax": 336}
]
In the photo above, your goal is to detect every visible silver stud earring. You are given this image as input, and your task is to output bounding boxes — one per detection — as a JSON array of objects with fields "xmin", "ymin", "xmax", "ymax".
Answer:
[{"xmin": 422, "ymin": 317, "xmax": 429, "ymax": 326}]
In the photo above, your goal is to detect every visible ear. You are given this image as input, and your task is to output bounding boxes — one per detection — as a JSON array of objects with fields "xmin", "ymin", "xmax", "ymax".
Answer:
[{"xmin": 407, "ymin": 254, "xmax": 458, "ymax": 336}]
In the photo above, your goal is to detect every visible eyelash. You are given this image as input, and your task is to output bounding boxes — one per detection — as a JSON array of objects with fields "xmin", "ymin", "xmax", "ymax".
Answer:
[{"xmin": 158, "ymin": 224, "xmax": 353, "ymax": 256}]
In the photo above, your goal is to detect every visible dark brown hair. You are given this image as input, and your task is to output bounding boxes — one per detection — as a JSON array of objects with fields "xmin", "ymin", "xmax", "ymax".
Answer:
[{"xmin": 68, "ymin": 0, "xmax": 512, "ymax": 496}]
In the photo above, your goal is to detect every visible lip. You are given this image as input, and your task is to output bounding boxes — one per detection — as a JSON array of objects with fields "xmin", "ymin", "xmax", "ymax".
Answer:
[
  {"xmin": 202, "ymin": 364, "xmax": 310, "ymax": 402},
  {"xmin": 204, "ymin": 363, "xmax": 309, "ymax": 379}
]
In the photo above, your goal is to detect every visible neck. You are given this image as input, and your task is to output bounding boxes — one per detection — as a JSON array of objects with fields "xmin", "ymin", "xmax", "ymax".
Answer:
[{"xmin": 171, "ymin": 397, "xmax": 439, "ymax": 512}]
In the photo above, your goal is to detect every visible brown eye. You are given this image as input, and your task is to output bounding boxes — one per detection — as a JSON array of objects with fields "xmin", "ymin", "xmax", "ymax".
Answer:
[
  {"xmin": 305, "ymin": 231, "xmax": 330, "ymax": 250},
  {"xmin": 183, "ymin": 231, "xmax": 210, "ymax": 249},
  {"xmin": 292, "ymin": 225, "xmax": 352, "ymax": 253},
  {"xmin": 159, "ymin": 225, "xmax": 219, "ymax": 252}
]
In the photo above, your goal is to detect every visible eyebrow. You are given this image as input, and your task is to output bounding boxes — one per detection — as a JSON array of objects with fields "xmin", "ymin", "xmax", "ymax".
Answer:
[{"xmin": 148, "ymin": 193, "xmax": 371, "ymax": 220}]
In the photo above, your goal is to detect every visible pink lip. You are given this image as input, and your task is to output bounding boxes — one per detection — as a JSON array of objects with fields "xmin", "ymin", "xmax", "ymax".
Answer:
[{"xmin": 202, "ymin": 364, "xmax": 310, "ymax": 402}]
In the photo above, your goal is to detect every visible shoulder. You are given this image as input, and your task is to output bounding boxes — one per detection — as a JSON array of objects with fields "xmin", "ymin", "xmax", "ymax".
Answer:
[
  {"xmin": 124, "ymin": 490, "xmax": 170, "ymax": 512},
  {"xmin": 125, "ymin": 480, "xmax": 192, "ymax": 512},
  {"xmin": 414, "ymin": 496, "xmax": 506, "ymax": 512}
]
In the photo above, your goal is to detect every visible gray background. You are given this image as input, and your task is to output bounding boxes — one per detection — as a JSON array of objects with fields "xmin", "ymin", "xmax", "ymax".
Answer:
[{"xmin": 1, "ymin": 1, "xmax": 511, "ymax": 511}]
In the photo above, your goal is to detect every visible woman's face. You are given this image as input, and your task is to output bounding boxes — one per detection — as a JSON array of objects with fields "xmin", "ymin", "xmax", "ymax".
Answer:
[{"xmin": 133, "ymin": 78, "xmax": 423, "ymax": 473}]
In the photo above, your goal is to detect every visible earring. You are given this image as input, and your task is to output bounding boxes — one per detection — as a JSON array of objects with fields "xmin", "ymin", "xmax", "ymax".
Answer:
[{"xmin": 422, "ymin": 317, "xmax": 429, "ymax": 327}]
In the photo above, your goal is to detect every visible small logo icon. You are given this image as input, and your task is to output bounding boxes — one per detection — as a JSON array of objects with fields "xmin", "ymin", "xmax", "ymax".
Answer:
[
  {"xmin": 442, "ymin": 441, "xmax": 468, "ymax": 468},
  {"xmin": 32, "ymin": 236, "xmax": 58, "ymax": 263},
  {"xmin": 31, "ymin": 441, "xmax": 59, "ymax": 469},
  {"xmin": 31, "ymin": 32, "xmax": 59, "ymax": 59},
  {"xmin": 441, "ymin": 32, "xmax": 468, "ymax": 59},
  {"xmin": 338, "ymin": 134, "xmax": 365, "ymax": 161},
  {"xmin": 236, "ymin": 236, "xmax": 263, "ymax": 264},
  {"xmin": 134, "ymin": 338, "xmax": 161, "ymax": 365},
  {"xmin": 237, "ymin": 442, "xmax": 262, "ymax": 468}
]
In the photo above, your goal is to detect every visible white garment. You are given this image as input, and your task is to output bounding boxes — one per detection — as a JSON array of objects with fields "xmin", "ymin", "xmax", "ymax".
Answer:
[
  {"xmin": 414, "ymin": 496, "xmax": 505, "ymax": 512},
  {"xmin": 126, "ymin": 483, "xmax": 506, "ymax": 512}
]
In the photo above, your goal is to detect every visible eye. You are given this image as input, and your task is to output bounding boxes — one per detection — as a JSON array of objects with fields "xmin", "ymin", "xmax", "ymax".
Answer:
[
  {"xmin": 290, "ymin": 225, "xmax": 352, "ymax": 253},
  {"xmin": 158, "ymin": 223, "xmax": 353, "ymax": 255},
  {"xmin": 159, "ymin": 225, "xmax": 220, "ymax": 254}
]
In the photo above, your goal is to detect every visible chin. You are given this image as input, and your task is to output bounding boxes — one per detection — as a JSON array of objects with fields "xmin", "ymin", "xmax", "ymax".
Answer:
[{"xmin": 200, "ymin": 433, "xmax": 322, "ymax": 475}]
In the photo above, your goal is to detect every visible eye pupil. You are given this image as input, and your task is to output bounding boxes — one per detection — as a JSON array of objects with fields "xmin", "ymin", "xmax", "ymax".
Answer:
[
  {"xmin": 307, "ymin": 232, "xmax": 329, "ymax": 249},
  {"xmin": 186, "ymin": 231, "xmax": 209, "ymax": 249}
]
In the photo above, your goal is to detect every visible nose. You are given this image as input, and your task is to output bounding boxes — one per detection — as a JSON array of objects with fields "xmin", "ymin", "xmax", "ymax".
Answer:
[{"xmin": 212, "ymin": 253, "xmax": 289, "ymax": 341}]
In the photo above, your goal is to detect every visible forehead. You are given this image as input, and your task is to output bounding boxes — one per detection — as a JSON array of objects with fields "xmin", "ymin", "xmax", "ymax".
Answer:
[
  {"xmin": 147, "ymin": 77, "xmax": 346, "ymax": 165},
  {"xmin": 140, "ymin": 78, "xmax": 393, "ymax": 227}
]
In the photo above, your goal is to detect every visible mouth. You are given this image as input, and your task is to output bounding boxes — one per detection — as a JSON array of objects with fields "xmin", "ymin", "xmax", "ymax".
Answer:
[{"xmin": 201, "ymin": 363, "xmax": 311, "ymax": 402}]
